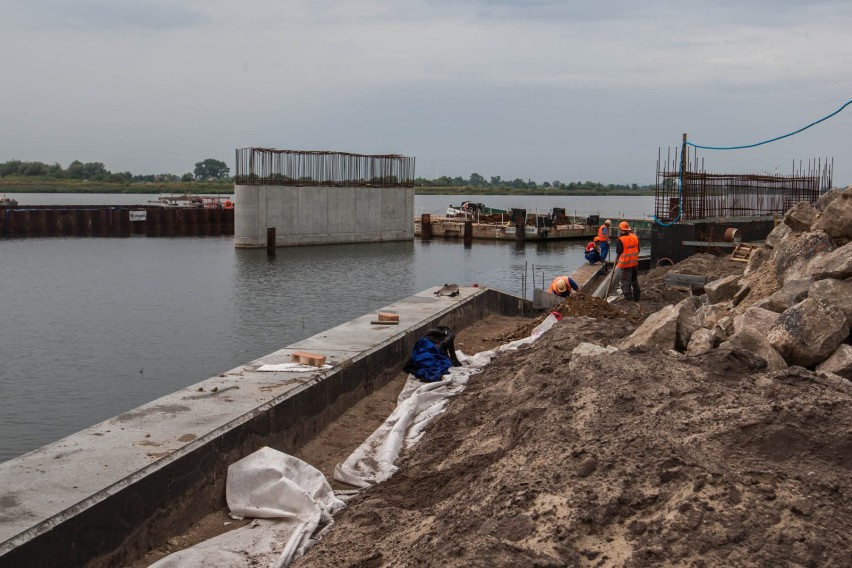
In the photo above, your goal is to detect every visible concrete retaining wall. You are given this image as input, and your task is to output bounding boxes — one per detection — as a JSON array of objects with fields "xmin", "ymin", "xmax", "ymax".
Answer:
[
  {"xmin": 650, "ymin": 218, "xmax": 775, "ymax": 265},
  {"xmin": 234, "ymin": 185, "xmax": 414, "ymax": 248},
  {"xmin": 0, "ymin": 287, "xmax": 530, "ymax": 568}
]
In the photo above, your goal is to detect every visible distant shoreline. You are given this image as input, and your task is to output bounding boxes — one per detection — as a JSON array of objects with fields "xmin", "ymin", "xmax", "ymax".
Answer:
[{"xmin": 1, "ymin": 181, "xmax": 654, "ymax": 197}]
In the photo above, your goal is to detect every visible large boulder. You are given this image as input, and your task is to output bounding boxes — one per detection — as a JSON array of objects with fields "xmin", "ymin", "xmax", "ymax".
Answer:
[
  {"xmin": 765, "ymin": 221, "xmax": 791, "ymax": 250},
  {"xmin": 704, "ymin": 275, "xmax": 741, "ymax": 304},
  {"xmin": 685, "ymin": 328, "xmax": 720, "ymax": 356},
  {"xmin": 733, "ymin": 306, "xmax": 780, "ymax": 335},
  {"xmin": 773, "ymin": 230, "xmax": 835, "ymax": 285},
  {"xmin": 808, "ymin": 241, "xmax": 852, "ymax": 280},
  {"xmin": 766, "ymin": 298, "xmax": 850, "ymax": 366},
  {"xmin": 618, "ymin": 304, "xmax": 677, "ymax": 350},
  {"xmin": 809, "ymin": 277, "xmax": 852, "ymax": 328},
  {"xmin": 814, "ymin": 187, "xmax": 842, "ymax": 212},
  {"xmin": 719, "ymin": 328, "xmax": 787, "ymax": 372},
  {"xmin": 816, "ymin": 344, "xmax": 852, "ymax": 380},
  {"xmin": 782, "ymin": 201, "xmax": 818, "ymax": 232},
  {"xmin": 766, "ymin": 279, "xmax": 811, "ymax": 312},
  {"xmin": 695, "ymin": 302, "xmax": 732, "ymax": 329},
  {"xmin": 812, "ymin": 186, "xmax": 852, "ymax": 241},
  {"xmin": 743, "ymin": 246, "xmax": 770, "ymax": 276},
  {"xmin": 715, "ymin": 316, "xmax": 735, "ymax": 338},
  {"xmin": 674, "ymin": 296, "xmax": 702, "ymax": 350}
]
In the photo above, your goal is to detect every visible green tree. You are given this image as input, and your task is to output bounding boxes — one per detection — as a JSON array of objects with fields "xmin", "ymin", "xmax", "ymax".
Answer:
[
  {"xmin": 181, "ymin": 172, "xmax": 194, "ymax": 182},
  {"xmin": 194, "ymin": 158, "xmax": 230, "ymax": 179},
  {"xmin": 469, "ymin": 172, "xmax": 485, "ymax": 186}
]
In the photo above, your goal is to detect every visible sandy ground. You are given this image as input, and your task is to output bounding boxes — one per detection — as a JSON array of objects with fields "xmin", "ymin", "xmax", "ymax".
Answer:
[
  {"xmin": 129, "ymin": 315, "xmax": 531, "ymax": 568},
  {"xmin": 294, "ymin": 254, "xmax": 852, "ymax": 568}
]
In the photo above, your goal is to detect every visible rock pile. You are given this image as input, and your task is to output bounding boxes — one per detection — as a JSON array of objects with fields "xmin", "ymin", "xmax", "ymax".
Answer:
[{"xmin": 619, "ymin": 185, "xmax": 852, "ymax": 381}]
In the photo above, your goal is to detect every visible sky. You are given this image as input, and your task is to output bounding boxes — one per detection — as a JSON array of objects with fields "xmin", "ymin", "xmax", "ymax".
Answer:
[{"xmin": 1, "ymin": 0, "xmax": 851, "ymax": 186}]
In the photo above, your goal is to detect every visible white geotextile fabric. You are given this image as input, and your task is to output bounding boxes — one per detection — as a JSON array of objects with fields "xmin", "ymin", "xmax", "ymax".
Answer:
[
  {"xmin": 333, "ymin": 313, "xmax": 560, "ymax": 488},
  {"xmin": 149, "ymin": 447, "xmax": 344, "ymax": 568}
]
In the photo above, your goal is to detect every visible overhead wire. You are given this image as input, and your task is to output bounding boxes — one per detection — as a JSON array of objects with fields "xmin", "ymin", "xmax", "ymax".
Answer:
[{"xmin": 653, "ymin": 98, "xmax": 851, "ymax": 227}]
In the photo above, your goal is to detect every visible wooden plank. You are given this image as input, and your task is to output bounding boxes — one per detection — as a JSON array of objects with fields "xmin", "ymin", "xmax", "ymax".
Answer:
[
  {"xmin": 290, "ymin": 351, "xmax": 327, "ymax": 367},
  {"xmin": 681, "ymin": 240, "xmax": 737, "ymax": 248},
  {"xmin": 664, "ymin": 273, "xmax": 707, "ymax": 287},
  {"xmin": 377, "ymin": 312, "xmax": 399, "ymax": 322},
  {"xmin": 731, "ymin": 243, "xmax": 759, "ymax": 262}
]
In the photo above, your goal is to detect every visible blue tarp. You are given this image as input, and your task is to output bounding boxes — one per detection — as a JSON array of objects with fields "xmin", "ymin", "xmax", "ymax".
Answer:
[{"xmin": 408, "ymin": 337, "xmax": 452, "ymax": 382}]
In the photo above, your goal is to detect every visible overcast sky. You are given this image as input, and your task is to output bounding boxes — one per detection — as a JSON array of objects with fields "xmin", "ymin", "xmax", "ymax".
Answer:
[{"xmin": 1, "ymin": 0, "xmax": 850, "ymax": 185}]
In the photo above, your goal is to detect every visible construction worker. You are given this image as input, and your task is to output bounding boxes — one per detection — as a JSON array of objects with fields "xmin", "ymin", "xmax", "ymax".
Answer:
[
  {"xmin": 584, "ymin": 237, "xmax": 604, "ymax": 265},
  {"xmin": 548, "ymin": 276, "xmax": 579, "ymax": 298},
  {"xmin": 616, "ymin": 221, "xmax": 640, "ymax": 301},
  {"xmin": 597, "ymin": 219, "xmax": 612, "ymax": 262}
]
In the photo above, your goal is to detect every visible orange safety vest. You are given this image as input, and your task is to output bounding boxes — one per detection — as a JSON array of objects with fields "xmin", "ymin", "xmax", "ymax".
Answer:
[
  {"xmin": 548, "ymin": 277, "xmax": 567, "ymax": 296},
  {"xmin": 597, "ymin": 224, "xmax": 609, "ymax": 241},
  {"xmin": 617, "ymin": 234, "xmax": 639, "ymax": 269}
]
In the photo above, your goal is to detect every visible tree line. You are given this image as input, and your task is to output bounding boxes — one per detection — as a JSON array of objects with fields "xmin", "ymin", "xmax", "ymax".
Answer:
[
  {"xmin": 0, "ymin": 159, "xmax": 651, "ymax": 191},
  {"xmin": 417, "ymin": 173, "xmax": 652, "ymax": 192},
  {"xmin": 0, "ymin": 158, "xmax": 231, "ymax": 183}
]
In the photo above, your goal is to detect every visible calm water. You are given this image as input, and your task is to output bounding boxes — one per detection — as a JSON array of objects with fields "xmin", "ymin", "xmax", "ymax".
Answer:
[{"xmin": 0, "ymin": 193, "xmax": 654, "ymax": 462}]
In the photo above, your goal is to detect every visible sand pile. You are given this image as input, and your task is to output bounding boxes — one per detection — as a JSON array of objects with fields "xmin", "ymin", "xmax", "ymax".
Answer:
[{"xmin": 295, "ymin": 258, "xmax": 851, "ymax": 567}]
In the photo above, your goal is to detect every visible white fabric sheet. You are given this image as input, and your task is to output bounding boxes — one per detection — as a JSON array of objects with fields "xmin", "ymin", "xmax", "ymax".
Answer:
[
  {"xmin": 333, "ymin": 313, "xmax": 559, "ymax": 488},
  {"xmin": 149, "ymin": 447, "xmax": 343, "ymax": 568}
]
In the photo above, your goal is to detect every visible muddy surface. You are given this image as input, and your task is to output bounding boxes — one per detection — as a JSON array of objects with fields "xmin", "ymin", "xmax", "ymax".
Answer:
[{"xmin": 296, "ymin": 255, "xmax": 852, "ymax": 568}]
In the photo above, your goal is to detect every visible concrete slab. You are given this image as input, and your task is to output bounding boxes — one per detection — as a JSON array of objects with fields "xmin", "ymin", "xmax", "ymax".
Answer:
[
  {"xmin": 570, "ymin": 262, "xmax": 608, "ymax": 294},
  {"xmin": 0, "ymin": 285, "xmax": 529, "ymax": 568}
]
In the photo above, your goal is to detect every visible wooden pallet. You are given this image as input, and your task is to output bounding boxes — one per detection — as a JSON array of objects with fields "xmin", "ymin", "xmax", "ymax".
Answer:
[{"xmin": 731, "ymin": 243, "xmax": 760, "ymax": 262}]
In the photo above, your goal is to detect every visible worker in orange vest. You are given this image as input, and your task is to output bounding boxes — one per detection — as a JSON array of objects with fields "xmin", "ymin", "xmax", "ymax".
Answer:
[
  {"xmin": 596, "ymin": 219, "xmax": 612, "ymax": 262},
  {"xmin": 616, "ymin": 221, "xmax": 640, "ymax": 301},
  {"xmin": 584, "ymin": 237, "xmax": 603, "ymax": 265},
  {"xmin": 548, "ymin": 276, "xmax": 579, "ymax": 298}
]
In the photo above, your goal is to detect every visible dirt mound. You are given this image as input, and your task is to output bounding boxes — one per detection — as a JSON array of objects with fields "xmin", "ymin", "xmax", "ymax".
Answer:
[
  {"xmin": 556, "ymin": 293, "xmax": 629, "ymax": 321},
  {"xmin": 643, "ymin": 253, "xmax": 744, "ymax": 283},
  {"xmin": 296, "ymin": 316, "xmax": 851, "ymax": 568}
]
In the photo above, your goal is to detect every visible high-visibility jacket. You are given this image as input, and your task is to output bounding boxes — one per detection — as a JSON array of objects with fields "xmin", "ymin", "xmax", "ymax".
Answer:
[
  {"xmin": 585, "ymin": 241, "xmax": 598, "ymax": 253},
  {"xmin": 617, "ymin": 234, "xmax": 640, "ymax": 269},
  {"xmin": 548, "ymin": 276, "xmax": 576, "ymax": 297},
  {"xmin": 597, "ymin": 224, "xmax": 609, "ymax": 241}
]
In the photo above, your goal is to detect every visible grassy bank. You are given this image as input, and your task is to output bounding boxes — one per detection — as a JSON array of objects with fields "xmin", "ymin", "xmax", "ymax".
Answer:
[{"xmin": 0, "ymin": 177, "xmax": 234, "ymax": 194}]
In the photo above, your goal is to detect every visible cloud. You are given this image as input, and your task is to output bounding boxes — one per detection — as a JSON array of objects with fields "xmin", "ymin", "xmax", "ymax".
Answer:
[
  {"xmin": 0, "ymin": 0, "xmax": 850, "ymax": 183},
  {"xmin": 23, "ymin": 0, "xmax": 205, "ymax": 31}
]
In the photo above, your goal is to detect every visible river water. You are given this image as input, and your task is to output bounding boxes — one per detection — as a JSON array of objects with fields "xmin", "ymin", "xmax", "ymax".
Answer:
[{"xmin": 0, "ymin": 192, "xmax": 654, "ymax": 462}]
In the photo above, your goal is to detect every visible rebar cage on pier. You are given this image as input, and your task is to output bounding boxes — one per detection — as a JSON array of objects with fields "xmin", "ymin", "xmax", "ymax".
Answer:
[
  {"xmin": 655, "ymin": 146, "xmax": 833, "ymax": 222},
  {"xmin": 235, "ymin": 148, "xmax": 415, "ymax": 187}
]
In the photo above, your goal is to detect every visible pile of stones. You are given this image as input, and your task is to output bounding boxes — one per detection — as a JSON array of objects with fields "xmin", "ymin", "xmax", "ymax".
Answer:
[{"xmin": 617, "ymin": 185, "xmax": 852, "ymax": 380}]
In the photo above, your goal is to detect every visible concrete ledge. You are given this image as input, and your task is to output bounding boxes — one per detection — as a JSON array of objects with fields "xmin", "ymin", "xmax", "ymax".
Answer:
[{"xmin": 0, "ymin": 287, "xmax": 531, "ymax": 568}]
